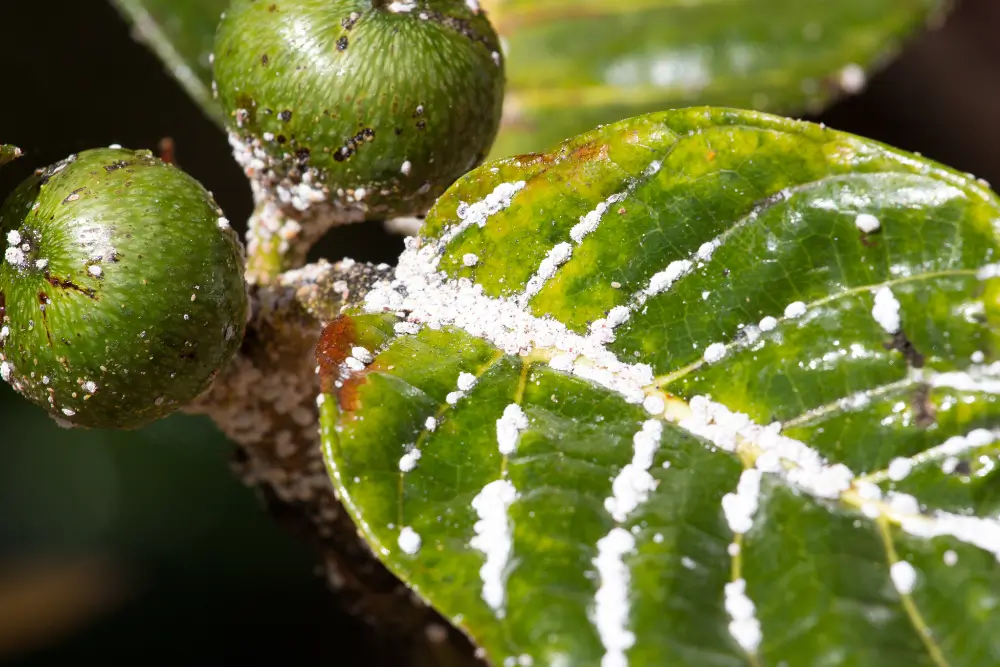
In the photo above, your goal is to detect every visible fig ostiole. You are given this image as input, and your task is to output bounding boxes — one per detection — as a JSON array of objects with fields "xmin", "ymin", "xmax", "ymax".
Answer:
[
  {"xmin": 214, "ymin": 0, "xmax": 505, "ymax": 279},
  {"xmin": 0, "ymin": 147, "xmax": 249, "ymax": 430}
]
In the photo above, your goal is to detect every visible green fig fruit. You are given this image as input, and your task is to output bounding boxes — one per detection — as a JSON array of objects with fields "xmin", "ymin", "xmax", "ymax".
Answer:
[
  {"xmin": 0, "ymin": 148, "xmax": 249, "ymax": 429},
  {"xmin": 214, "ymin": 0, "xmax": 505, "ymax": 220}
]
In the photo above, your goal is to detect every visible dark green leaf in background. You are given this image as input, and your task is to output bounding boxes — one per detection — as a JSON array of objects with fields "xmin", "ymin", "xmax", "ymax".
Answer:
[
  {"xmin": 106, "ymin": 0, "xmax": 951, "ymax": 161},
  {"xmin": 485, "ymin": 0, "xmax": 950, "ymax": 156},
  {"xmin": 109, "ymin": 0, "xmax": 229, "ymax": 126},
  {"xmin": 320, "ymin": 108, "xmax": 1000, "ymax": 667}
]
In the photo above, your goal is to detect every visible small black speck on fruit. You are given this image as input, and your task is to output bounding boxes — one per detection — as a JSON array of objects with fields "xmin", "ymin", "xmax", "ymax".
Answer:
[{"xmin": 0, "ymin": 148, "xmax": 249, "ymax": 429}]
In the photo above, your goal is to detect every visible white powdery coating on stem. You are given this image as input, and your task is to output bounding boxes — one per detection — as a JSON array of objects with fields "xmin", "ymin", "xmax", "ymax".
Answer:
[
  {"xmin": 890, "ymin": 560, "xmax": 917, "ymax": 595},
  {"xmin": 724, "ymin": 578, "xmax": 762, "ymax": 653},
  {"xmin": 444, "ymin": 181, "xmax": 526, "ymax": 244},
  {"xmin": 496, "ymin": 404, "xmax": 529, "ymax": 455},
  {"xmin": 593, "ymin": 527, "xmax": 637, "ymax": 667},
  {"xmin": 855, "ymin": 213, "xmax": 880, "ymax": 234},
  {"xmin": 470, "ymin": 479, "xmax": 518, "ymax": 616},
  {"xmin": 398, "ymin": 526, "xmax": 422, "ymax": 554},
  {"xmin": 0, "ymin": 361, "xmax": 12, "ymax": 383},
  {"xmin": 519, "ymin": 242, "xmax": 573, "ymax": 307},
  {"xmin": 604, "ymin": 420, "xmax": 664, "ymax": 522},
  {"xmin": 387, "ymin": 0, "xmax": 416, "ymax": 12},
  {"xmin": 722, "ymin": 469, "xmax": 763, "ymax": 534},
  {"xmin": 871, "ymin": 286, "xmax": 902, "ymax": 334}
]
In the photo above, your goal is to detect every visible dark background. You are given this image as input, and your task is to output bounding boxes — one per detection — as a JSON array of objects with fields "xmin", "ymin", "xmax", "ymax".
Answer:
[{"xmin": 0, "ymin": 0, "xmax": 998, "ymax": 664}]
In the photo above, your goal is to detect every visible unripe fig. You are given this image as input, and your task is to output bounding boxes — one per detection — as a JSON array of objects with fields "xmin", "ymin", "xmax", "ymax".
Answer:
[
  {"xmin": 0, "ymin": 148, "xmax": 249, "ymax": 429},
  {"xmin": 214, "ymin": 0, "xmax": 505, "ymax": 219}
]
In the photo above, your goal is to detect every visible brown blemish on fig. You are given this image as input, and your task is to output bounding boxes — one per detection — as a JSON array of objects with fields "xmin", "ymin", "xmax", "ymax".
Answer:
[{"xmin": 45, "ymin": 274, "xmax": 97, "ymax": 299}]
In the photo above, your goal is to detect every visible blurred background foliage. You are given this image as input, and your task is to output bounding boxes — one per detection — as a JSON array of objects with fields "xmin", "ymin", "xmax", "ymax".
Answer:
[{"xmin": 0, "ymin": 0, "xmax": 999, "ymax": 664}]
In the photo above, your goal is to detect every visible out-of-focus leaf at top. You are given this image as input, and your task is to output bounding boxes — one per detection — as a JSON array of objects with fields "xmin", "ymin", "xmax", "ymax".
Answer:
[
  {"xmin": 110, "ymin": 0, "xmax": 229, "ymax": 126},
  {"xmin": 484, "ymin": 0, "xmax": 950, "ymax": 157},
  {"xmin": 319, "ymin": 107, "xmax": 1000, "ymax": 667}
]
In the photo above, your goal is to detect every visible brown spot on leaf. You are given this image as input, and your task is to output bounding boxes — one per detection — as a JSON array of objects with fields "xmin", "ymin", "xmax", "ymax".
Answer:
[
  {"xmin": 911, "ymin": 383, "xmax": 936, "ymax": 428},
  {"xmin": 884, "ymin": 330, "xmax": 925, "ymax": 368},
  {"xmin": 316, "ymin": 315, "xmax": 357, "ymax": 394},
  {"xmin": 45, "ymin": 274, "xmax": 97, "ymax": 299}
]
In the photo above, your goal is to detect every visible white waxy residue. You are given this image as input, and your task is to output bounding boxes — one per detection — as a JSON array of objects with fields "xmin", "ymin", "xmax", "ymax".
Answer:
[
  {"xmin": 871, "ymin": 287, "xmax": 901, "ymax": 334},
  {"xmin": 783, "ymin": 301, "xmax": 807, "ymax": 319},
  {"xmin": 457, "ymin": 372, "xmax": 478, "ymax": 391},
  {"xmin": 642, "ymin": 394, "xmax": 665, "ymax": 416},
  {"xmin": 604, "ymin": 420, "xmax": 664, "ymax": 523},
  {"xmin": 496, "ymin": 404, "xmax": 529, "ymax": 455},
  {"xmin": 927, "ymin": 362, "xmax": 1000, "ymax": 394},
  {"xmin": 519, "ymin": 242, "xmax": 573, "ymax": 306},
  {"xmin": 838, "ymin": 64, "xmax": 866, "ymax": 93},
  {"xmin": 399, "ymin": 447, "xmax": 422, "ymax": 472},
  {"xmin": 724, "ymin": 578, "xmax": 762, "ymax": 653},
  {"xmin": 681, "ymin": 396, "xmax": 854, "ymax": 499},
  {"xmin": 886, "ymin": 457, "xmax": 914, "ymax": 482},
  {"xmin": 758, "ymin": 316, "xmax": 778, "ymax": 332},
  {"xmin": 351, "ymin": 346, "xmax": 373, "ymax": 364},
  {"xmin": 398, "ymin": 526, "xmax": 422, "ymax": 554},
  {"xmin": 703, "ymin": 342, "xmax": 727, "ymax": 364},
  {"xmin": 446, "ymin": 372, "xmax": 479, "ymax": 405},
  {"xmin": 854, "ymin": 213, "xmax": 880, "ymax": 233},
  {"xmin": 890, "ymin": 560, "xmax": 917, "ymax": 595},
  {"xmin": 722, "ymin": 469, "xmax": 763, "ymax": 534},
  {"xmin": 444, "ymin": 180, "xmax": 526, "ymax": 243},
  {"xmin": 463, "ymin": 253, "xmax": 479, "ymax": 267},
  {"xmin": 644, "ymin": 260, "xmax": 693, "ymax": 297},
  {"xmin": 593, "ymin": 527, "xmax": 637, "ymax": 667},
  {"xmin": 470, "ymin": 479, "xmax": 518, "ymax": 616}
]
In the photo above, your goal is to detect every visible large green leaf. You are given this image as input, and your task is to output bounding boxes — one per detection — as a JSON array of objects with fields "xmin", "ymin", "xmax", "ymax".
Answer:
[
  {"xmin": 319, "ymin": 108, "xmax": 1000, "ymax": 666},
  {"xmin": 110, "ymin": 0, "xmax": 228, "ymax": 125},
  {"xmin": 488, "ymin": 0, "xmax": 949, "ymax": 157}
]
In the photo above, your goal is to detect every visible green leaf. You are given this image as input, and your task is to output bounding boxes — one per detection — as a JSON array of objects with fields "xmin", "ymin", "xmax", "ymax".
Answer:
[
  {"xmin": 319, "ymin": 108, "xmax": 1000, "ymax": 666},
  {"xmin": 109, "ymin": 0, "xmax": 227, "ymax": 125},
  {"xmin": 0, "ymin": 145, "xmax": 22, "ymax": 168},
  {"xmin": 487, "ymin": 0, "xmax": 949, "ymax": 157}
]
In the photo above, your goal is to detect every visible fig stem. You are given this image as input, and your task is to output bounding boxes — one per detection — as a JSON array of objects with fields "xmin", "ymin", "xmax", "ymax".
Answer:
[{"xmin": 185, "ymin": 259, "xmax": 480, "ymax": 666}]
